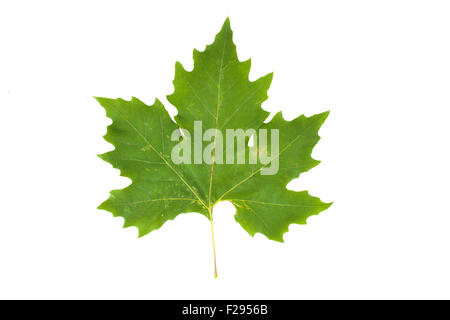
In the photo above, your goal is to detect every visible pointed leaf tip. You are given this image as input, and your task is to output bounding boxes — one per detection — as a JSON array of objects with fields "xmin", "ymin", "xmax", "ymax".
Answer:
[
  {"xmin": 223, "ymin": 17, "xmax": 231, "ymax": 28},
  {"xmin": 218, "ymin": 17, "xmax": 232, "ymax": 36},
  {"xmin": 315, "ymin": 110, "xmax": 330, "ymax": 124}
]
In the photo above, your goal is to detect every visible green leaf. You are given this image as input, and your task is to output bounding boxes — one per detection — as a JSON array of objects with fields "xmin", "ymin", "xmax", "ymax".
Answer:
[{"xmin": 97, "ymin": 18, "xmax": 331, "ymax": 275}]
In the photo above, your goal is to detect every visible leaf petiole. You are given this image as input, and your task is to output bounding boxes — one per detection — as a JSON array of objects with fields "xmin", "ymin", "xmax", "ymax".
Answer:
[{"xmin": 208, "ymin": 207, "xmax": 218, "ymax": 278}]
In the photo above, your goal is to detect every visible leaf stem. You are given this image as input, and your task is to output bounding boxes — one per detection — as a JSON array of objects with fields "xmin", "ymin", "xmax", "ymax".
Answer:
[{"xmin": 208, "ymin": 207, "xmax": 218, "ymax": 278}]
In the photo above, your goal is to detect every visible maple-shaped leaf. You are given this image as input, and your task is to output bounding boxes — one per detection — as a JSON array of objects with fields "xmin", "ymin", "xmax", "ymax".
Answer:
[{"xmin": 97, "ymin": 18, "xmax": 331, "ymax": 277}]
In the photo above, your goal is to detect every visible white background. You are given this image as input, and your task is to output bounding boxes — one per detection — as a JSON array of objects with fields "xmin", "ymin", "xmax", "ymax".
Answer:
[{"xmin": 1, "ymin": 0, "xmax": 449, "ymax": 299}]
